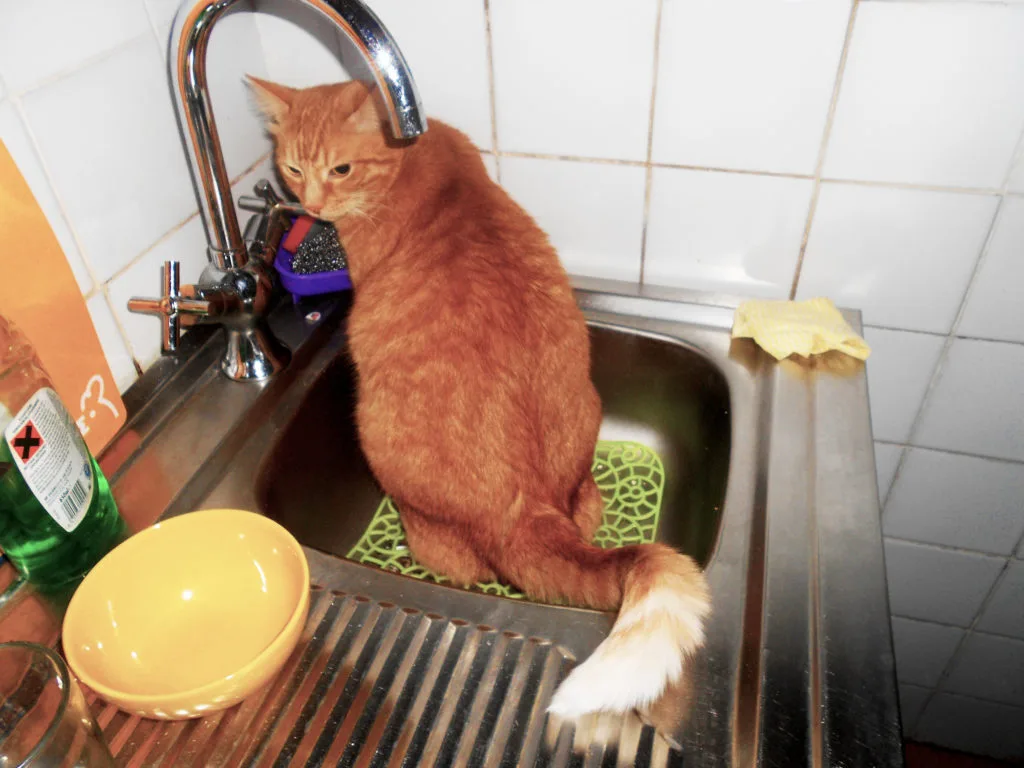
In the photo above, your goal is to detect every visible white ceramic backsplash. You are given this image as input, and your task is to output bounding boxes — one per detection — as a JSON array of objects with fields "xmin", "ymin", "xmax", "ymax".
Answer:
[
  {"xmin": 823, "ymin": 2, "xmax": 1024, "ymax": 189},
  {"xmin": 644, "ymin": 169, "xmax": 812, "ymax": 297},
  {"xmin": 797, "ymin": 184, "xmax": 998, "ymax": 334},
  {"xmin": 490, "ymin": 0, "xmax": 658, "ymax": 162},
  {"xmin": 958, "ymin": 197, "xmax": 1024, "ymax": 344},
  {"xmin": 2, "ymin": 0, "xmax": 1023, "ymax": 758},
  {"xmin": 500, "ymin": 156, "xmax": 646, "ymax": 283},
  {"xmin": 21, "ymin": 36, "xmax": 198, "ymax": 284},
  {"xmin": 890, "ymin": 617, "xmax": 965, "ymax": 689},
  {"xmin": 651, "ymin": 0, "xmax": 851, "ymax": 175}
]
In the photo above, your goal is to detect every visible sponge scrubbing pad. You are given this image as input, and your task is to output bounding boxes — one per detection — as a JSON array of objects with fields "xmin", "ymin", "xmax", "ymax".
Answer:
[{"xmin": 732, "ymin": 297, "xmax": 870, "ymax": 361}]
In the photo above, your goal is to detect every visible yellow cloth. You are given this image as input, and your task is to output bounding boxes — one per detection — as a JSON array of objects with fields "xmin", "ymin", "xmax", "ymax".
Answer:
[{"xmin": 731, "ymin": 297, "xmax": 870, "ymax": 361}]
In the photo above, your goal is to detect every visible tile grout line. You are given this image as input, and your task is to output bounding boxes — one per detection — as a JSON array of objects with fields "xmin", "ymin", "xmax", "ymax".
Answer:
[
  {"xmin": 13, "ymin": 31, "xmax": 155, "ymax": 102},
  {"xmin": 880, "ymin": 88, "xmax": 1024, "ymax": 524},
  {"xmin": 99, "ymin": 151, "xmax": 273, "ymax": 290},
  {"xmin": 787, "ymin": 0, "xmax": 860, "ymax": 301},
  {"xmin": 490, "ymin": 150, "xmax": 1016, "ymax": 196},
  {"xmin": 820, "ymin": 175, "xmax": 1005, "ymax": 197},
  {"xmin": 98, "ymin": 285, "xmax": 144, "ymax": 377},
  {"xmin": 638, "ymin": 0, "xmax": 665, "ymax": 287},
  {"xmin": 890, "ymin": 612, "xmax": 1024, "ymax": 645},
  {"xmin": 8, "ymin": 97, "xmax": 102, "ymax": 294},
  {"xmin": 482, "ymin": 0, "xmax": 502, "ymax": 184},
  {"xmin": 885, "ymin": 534, "xmax": 1016, "ymax": 560},
  {"xmin": 913, "ymin": 553, "xmax": 1017, "ymax": 739},
  {"xmin": 142, "ymin": 2, "xmax": 167, "ymax": 58},
  {"xmin": 9, "ymin": 27, "xmax": 167, "ymax": 378},
  {"xmin": 946, "ymin": 117, "xmax": 1024, "ymax": 334},
  {"xmin": 9, "ymin": 90, "xmax": 148, "ymax": 376},
  {"xmin": 863, "ymin": 322, "xmax": 1024, "ymax": 346},
  {"xmin": 883, "ymin": 120, "xmax": 1024, "ymax": 516},
  {"xmin": 99, "ymin": 151, "xmax": 274, "ymax": 374},
  {"xmin": 879, "ymin": 442, "xmax": 1024, "ymax": 467},
  {"xmin": 902, "ymin": 680, "xmax": 1024, "ymax": 741},
  {"xmin": 102, "ymin": 210, "xmax": 202, "ymax": 289},
  {"xmin": 496, "ymin": 150, "xmax": 646, "ymax": 168}
]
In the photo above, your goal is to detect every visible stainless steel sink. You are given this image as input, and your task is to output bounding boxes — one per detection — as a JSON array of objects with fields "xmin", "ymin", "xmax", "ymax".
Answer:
[
  {"xmin": 255, "ymin": 324, "xmax": 731, "ymax": 569},
  {"xmin": 0, "ymin": 279, "xmax": 903, "ymax": 767}
]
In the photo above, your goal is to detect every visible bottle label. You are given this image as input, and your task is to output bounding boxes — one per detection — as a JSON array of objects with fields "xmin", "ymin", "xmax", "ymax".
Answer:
[{"xmin": 4, "ymin": 388, "xmax": 94, "ymax": 532}]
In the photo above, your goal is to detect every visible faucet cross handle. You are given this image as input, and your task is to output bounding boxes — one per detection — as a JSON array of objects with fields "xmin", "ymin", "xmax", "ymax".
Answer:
[{"xmin": 127, "ymin": 261, "xmax": 212, "ymax": 353}]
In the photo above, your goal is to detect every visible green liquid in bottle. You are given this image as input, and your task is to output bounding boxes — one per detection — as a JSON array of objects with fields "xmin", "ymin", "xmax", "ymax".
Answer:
[
  {"xmin": 0, "ymin": 315, "xmax": 129, "ymax": 588},
  {"xmin": 0, "ymin": 438, "xmax": 127, "ymax": 588}
]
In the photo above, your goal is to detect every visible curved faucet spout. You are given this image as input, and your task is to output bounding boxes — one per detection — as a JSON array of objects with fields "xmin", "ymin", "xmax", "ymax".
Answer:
[{"xmin": 169, "ymin": 0, "xmax": 427, "ymax": 269}]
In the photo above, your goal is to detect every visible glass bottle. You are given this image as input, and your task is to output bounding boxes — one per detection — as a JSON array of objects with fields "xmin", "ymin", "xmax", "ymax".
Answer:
[{"xmin": 0, "ymin": 314, "xmax": 127, "ymax": 587}]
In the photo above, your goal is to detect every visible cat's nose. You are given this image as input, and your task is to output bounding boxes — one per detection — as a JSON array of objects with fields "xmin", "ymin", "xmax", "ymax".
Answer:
[{"xmin": 305, "ymin": 204, "xmax": 323, "ymax": 216}]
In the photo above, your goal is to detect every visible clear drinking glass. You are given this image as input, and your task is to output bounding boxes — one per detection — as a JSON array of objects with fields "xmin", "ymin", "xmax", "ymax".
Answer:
[{"xmin": 0, "ymin": 641, "xmax": 115, "ymax": 767}]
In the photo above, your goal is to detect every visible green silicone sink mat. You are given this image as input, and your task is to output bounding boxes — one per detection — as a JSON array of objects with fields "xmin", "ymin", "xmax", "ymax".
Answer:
[{"xmin": 346, "ymin": 441, "xmax": 664, "ymax": 600}]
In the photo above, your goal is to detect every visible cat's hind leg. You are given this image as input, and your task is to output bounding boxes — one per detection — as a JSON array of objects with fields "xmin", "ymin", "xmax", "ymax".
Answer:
[
  {"xmin": 401, "ymin": 507, "xmax": 497, "ymax": 586},
  {"xmin": 571, "ymin": 473, "xmax": 604, "ymax": 543}
]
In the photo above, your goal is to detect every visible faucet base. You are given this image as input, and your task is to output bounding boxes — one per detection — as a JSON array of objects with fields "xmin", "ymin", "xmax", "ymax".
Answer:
[{"xmin": 222, "ymin": 325, "xmax": 290, "ymax": 381}]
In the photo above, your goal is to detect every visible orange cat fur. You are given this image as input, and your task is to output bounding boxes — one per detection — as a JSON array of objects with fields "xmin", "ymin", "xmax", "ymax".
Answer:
[{"xmin": 248, "ymin": 76, "xmax": 711, "ymax": 719}]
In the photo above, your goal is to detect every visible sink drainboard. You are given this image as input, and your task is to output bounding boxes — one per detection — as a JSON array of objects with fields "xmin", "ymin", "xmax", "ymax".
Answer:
[{"xmin": 86, "ymin": 586, "xmax": 680, "ymax": 767}]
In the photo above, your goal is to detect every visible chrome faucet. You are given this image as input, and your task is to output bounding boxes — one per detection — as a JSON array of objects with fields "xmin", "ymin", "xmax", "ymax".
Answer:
[{"xmin": 129, "ymin": 0, "xmax": 427, "ymax": 381}]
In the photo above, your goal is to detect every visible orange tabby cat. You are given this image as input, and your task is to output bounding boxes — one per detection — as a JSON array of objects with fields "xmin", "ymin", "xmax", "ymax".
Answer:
[{"xmin": 248, "ymin": 76, "xmax": 710, "ymax": 720}]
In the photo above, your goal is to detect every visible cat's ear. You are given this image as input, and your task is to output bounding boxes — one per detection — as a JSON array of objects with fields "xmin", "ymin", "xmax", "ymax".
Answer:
[
  {"xmin": 346, "ymin": 84, "xmax": 384, "ymax": 134},
  {"xmin": 247, "ymin": 75, "xmax": 295, "ymax": 134}
]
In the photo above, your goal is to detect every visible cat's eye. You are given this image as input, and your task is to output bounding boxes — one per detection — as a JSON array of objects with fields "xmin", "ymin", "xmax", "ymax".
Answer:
[
  {"xmin": 284, "ymin": 165, "xmax": 302, "ymax": 176},
  {"xmin": 331, "ymin": 163, "xmax": 351, "ymax": 176}
]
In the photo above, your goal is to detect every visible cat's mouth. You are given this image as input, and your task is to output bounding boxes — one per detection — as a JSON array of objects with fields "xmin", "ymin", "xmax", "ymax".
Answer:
[{"xmin": 316, "ymin": 195, "xmax": 376, "ymax": 225}]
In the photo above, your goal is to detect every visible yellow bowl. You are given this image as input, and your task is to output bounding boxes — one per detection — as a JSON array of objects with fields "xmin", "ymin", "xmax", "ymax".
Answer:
[{"xmin": 62, "ymin": 509, "xmax": 309, "ymax": 720}]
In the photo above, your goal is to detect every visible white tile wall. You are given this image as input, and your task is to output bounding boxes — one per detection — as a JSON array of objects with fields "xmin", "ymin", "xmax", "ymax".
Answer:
[
  {"xmin": 958, "ymin": 197, "xmax": 1024, "ymax": 344},
  {"xmin": 978, "ymin": 561, "xmax": 1024, "ymax": 639},
  {"xmin": 884, "ymin": 539, "xmax": 1003, "ymax": 627},
  {"xmin": 105, "ymin": 217, "xmax": 210, "ymax": 367},
  {"xmin": 253, "ymin": 0, "xmax": 349, "ymax": 87},
  {"xmin": 884, "ymin": 448, "xmax": 1024, "ymax": 556},
  {"xmin": 6, "ymin": 1, "xmax": 1024, "ymax": 758},
  {"xmin": 874, "ymin": 442, "xmax": 903, "ymax": 503},
  {"xmin": 891, "ymin": 617, "xmax": 964, "ymax": 688},
  {"xmin": 364, "ymin": 0, "xmax": 493, "ymax": 150},
  {"xmin": 916, "ymin": 694, "xmax": 1024, "ymax": 761},
  {"xmin": 0, "ymin": 0, "xmax": 266, "ymax": 395},
  {"xmin": 652, "ymin": 0, "xmax": 851, "ymax": 175},
  {"xmin": 85, "ymin": 293, "xmax": 138, "ymax": 392},
  {"xmin": 797, "ymin": 184, "xmax": 998, "ymax": 333},
  {"xmin": 1009, "ymin": 158, "xmax": 1024, "ymax": 194},
  {"xmin": 204, "ymin": 5, "xmax": 271, "ymax": 181},
  {"xmin": 142, "ymin": 0, "xmax": 182, "ymax": 32},
  {"xmin": 824, "ymin": 2, "xmax": 1024, "ymax": 189},
  {"xmin": 20, "ymin": 36, "xmax": 199, "ymax": 283},
  {"xmin": 500, "ymin": 156, "xmax": 645, "ymax": 283},
  {"xmin": 861, "ymin": 328, "xmax": 944, "ymax": 444},
  {"xmin": 0, "ymin": 0, "xmax": 152, "ymax": 95},
  {"xmin": 916, "ymin": 339, "xmax": 1024, "ymax": 463},
  {"xmin": 644, "ymin": 169, "xmax": 812, "ymax": 297},
  {"xmin": 944, "ymin": 633, "xmax": 1024, "ymax": 708},
  {"xmin": 481, "ymin": 154, "xmax": 499, "ymax": 184},
  {"xmin": 489, "ymin": 0, "xmax": 658, "ymax": 161},
  {"xmin": 898, "ymin": 684, "xmax": 931, "ymax": 734}
]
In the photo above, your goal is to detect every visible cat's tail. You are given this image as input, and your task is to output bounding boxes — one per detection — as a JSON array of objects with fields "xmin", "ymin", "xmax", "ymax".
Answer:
[{"xmin": 499, "ymin": 502, "xmax": 710, "ymax": 718}]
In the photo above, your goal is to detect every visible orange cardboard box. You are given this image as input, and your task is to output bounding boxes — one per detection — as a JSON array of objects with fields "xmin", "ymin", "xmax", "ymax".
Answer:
[{"xmin": 0, "ymin": 140, "xmax": 125, "ymax": 453}]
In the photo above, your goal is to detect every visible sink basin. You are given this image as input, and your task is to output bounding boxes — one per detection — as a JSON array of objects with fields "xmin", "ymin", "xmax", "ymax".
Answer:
[
  {"xmin": 255, "ymin": 324, "xmax": 731, "ymax": 574},
  {"xmin": 0, "ymin": 281, "xmax": 898, "ymax": 767}
]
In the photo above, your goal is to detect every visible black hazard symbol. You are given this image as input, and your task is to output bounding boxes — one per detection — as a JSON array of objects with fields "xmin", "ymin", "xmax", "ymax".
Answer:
[{"xmin": 11, "ymin": 422, "xmax": 44, "ymax": 462}]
